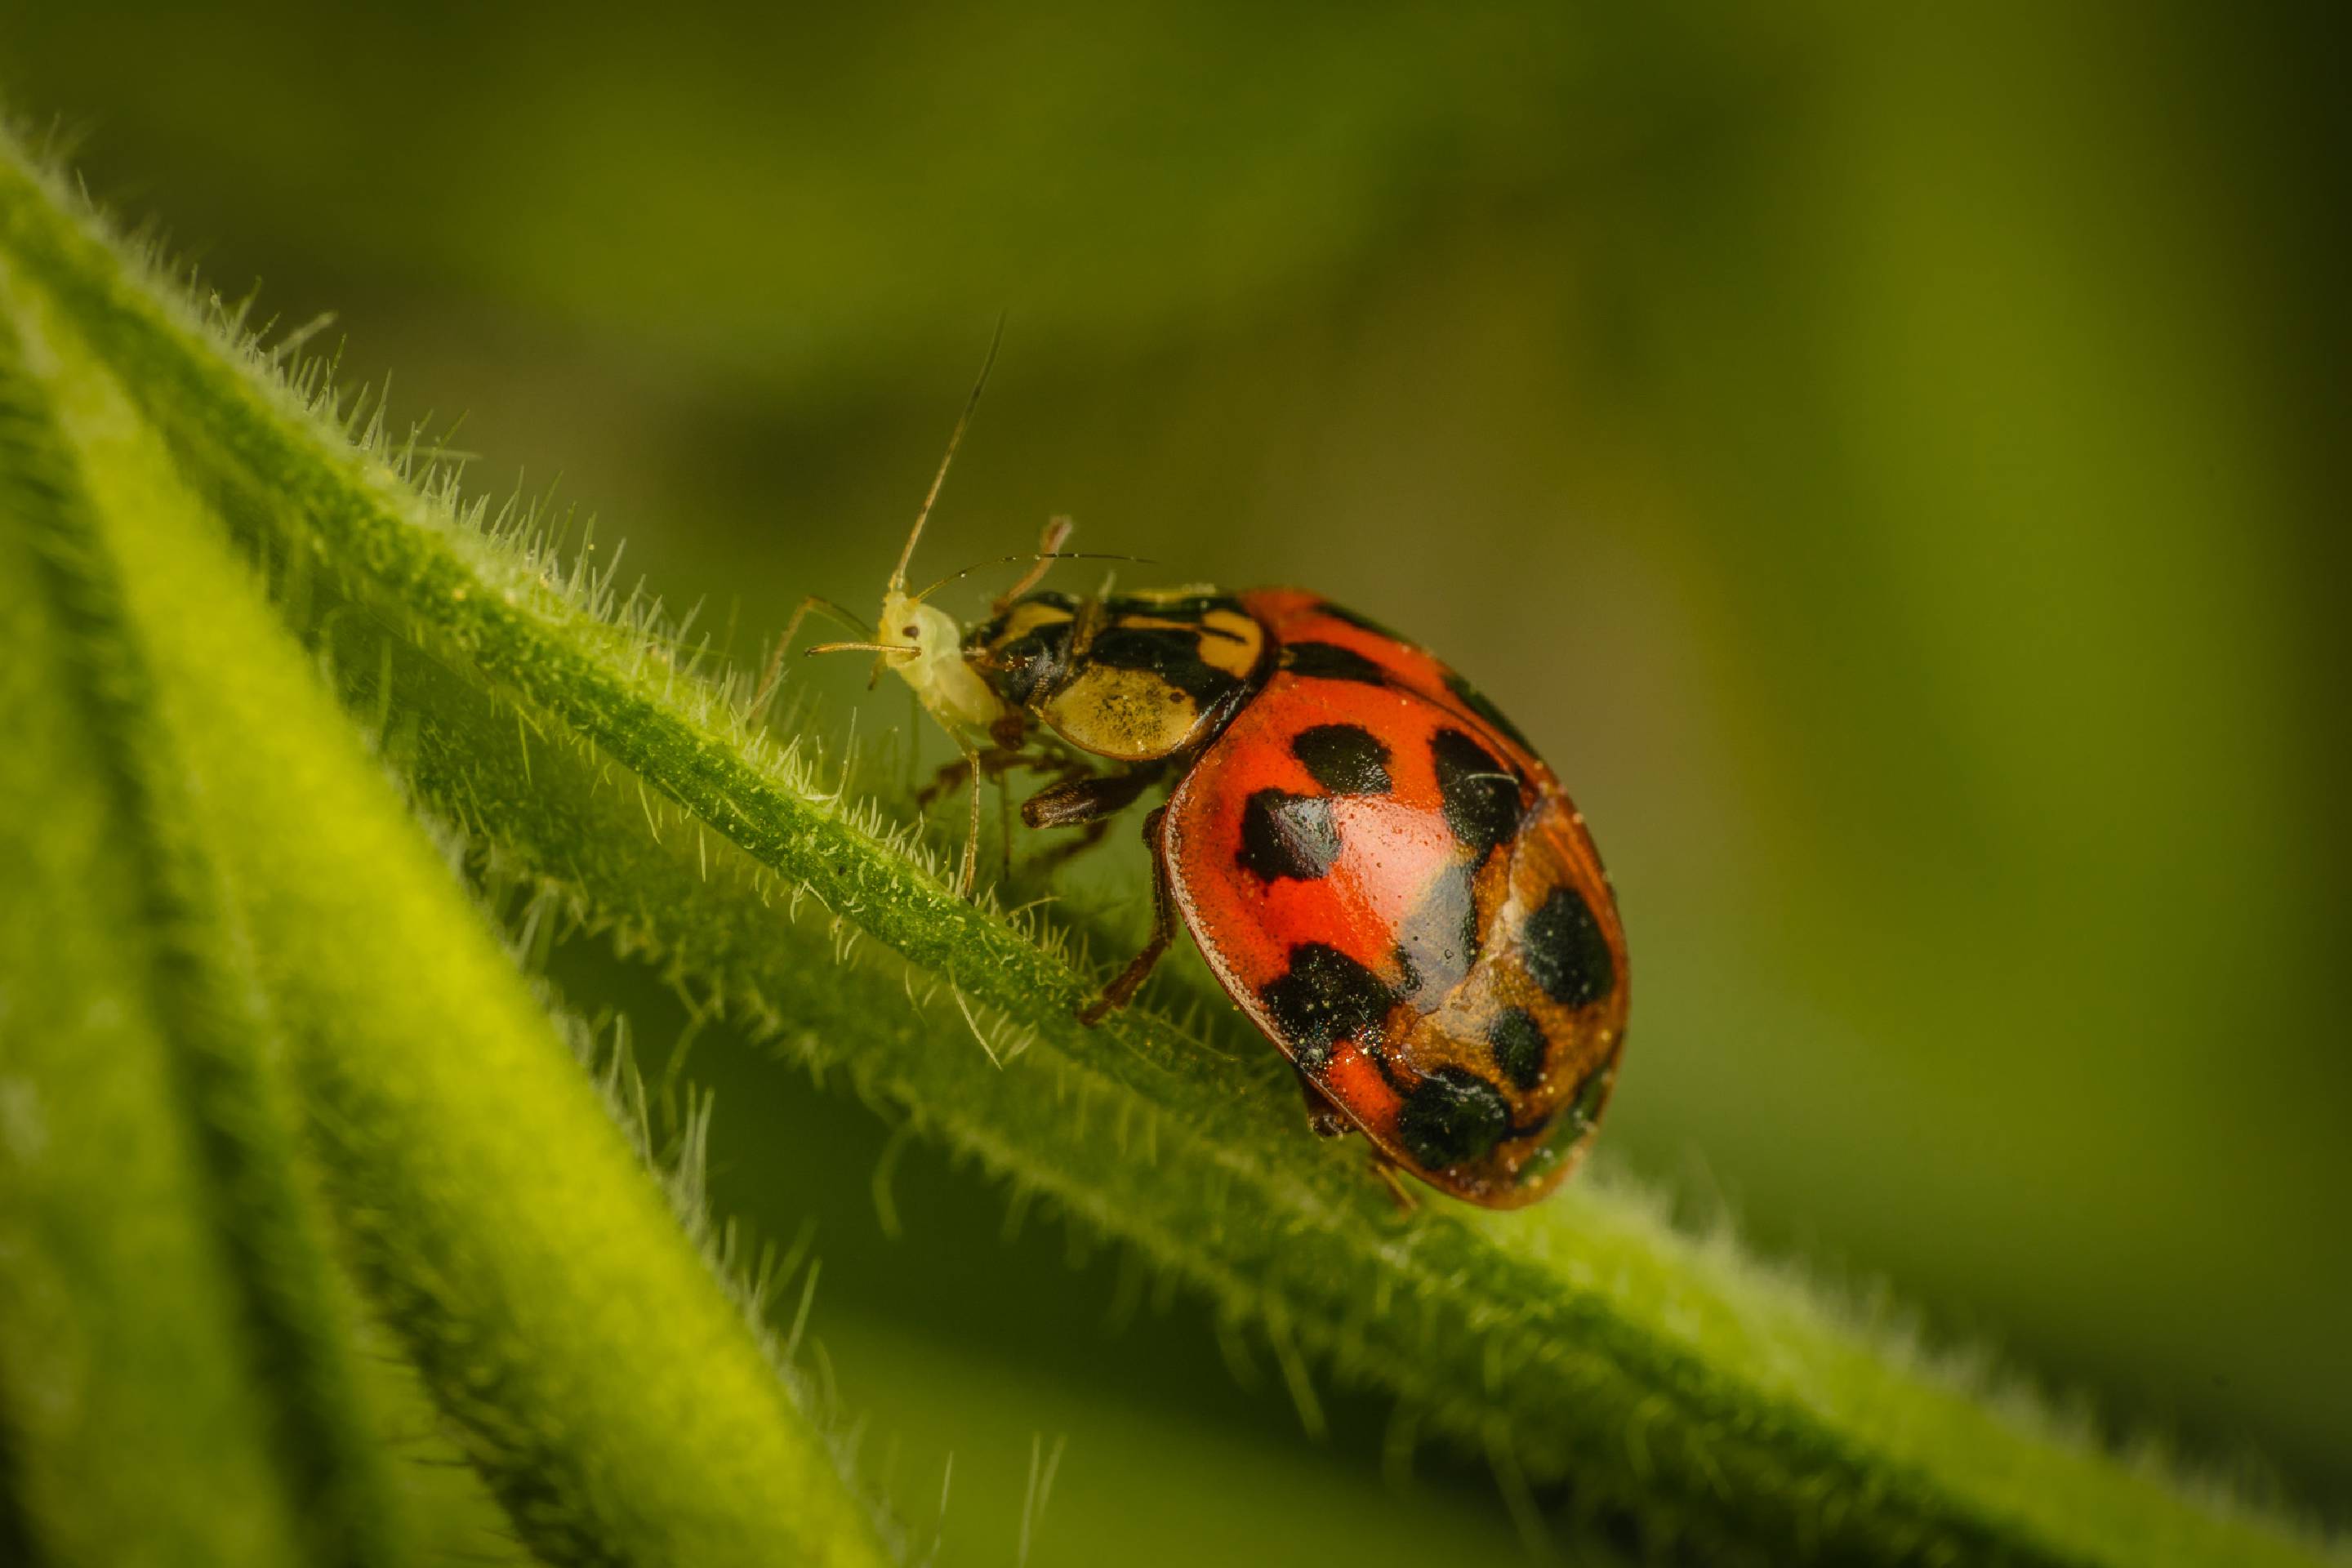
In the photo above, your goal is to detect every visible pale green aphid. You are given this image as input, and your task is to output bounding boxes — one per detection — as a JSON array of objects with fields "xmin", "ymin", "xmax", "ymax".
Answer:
[{"xmin": 754, "ymin": 324, "xmax": 1069, "ymax": 895}]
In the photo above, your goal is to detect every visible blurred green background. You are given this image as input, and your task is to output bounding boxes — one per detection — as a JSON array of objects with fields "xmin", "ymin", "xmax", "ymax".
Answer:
[{"xmin": 9, "ymin": 0, "xmax": 2345, "ymax": 1558}]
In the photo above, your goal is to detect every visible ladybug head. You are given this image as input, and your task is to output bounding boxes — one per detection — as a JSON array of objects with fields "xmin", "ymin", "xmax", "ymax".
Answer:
[{"xmin": 964, "ymin": 590, "xmax": 1080, "ymax": 710}]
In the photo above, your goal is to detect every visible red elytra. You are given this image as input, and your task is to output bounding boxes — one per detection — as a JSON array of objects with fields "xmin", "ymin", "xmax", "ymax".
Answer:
[{"xmin": 1156, "ymin": 590, "xmax": 1628, "ymax": 1205}]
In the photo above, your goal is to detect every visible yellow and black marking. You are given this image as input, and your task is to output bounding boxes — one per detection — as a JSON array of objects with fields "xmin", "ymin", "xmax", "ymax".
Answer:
[{"xmin": 965, "ymin": 590, "xmax": 1271, "ymax": 763}]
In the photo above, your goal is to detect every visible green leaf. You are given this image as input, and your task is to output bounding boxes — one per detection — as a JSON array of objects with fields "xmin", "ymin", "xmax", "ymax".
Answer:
[
  {"xmin": 0, "ymin": 191, "xmax": 894, "ymax": 1566},
  {"xmin": 0, "ymin": 308, "xmax": 357, "ymax": 1568},
  {"xmin": 0, "ymin": 125, "xmax": 2335, "ymax": 1567}
]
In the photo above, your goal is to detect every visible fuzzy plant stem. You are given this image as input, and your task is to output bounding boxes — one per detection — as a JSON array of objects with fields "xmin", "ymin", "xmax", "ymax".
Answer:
[
  {"xmin": 0, "ymin": 247, "xmax": 897, "ymax": 1566},
  {"xmin": 0, "ymin": 131, "xmax": 2336, "ymax": 1568}
]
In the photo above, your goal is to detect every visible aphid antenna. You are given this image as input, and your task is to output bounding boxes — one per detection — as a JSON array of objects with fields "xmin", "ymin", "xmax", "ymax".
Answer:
[
  {"xmin": 889, "ymin": 312, "xmax": 1006, "ymax": 595},
  {"xmin": 909, "ymin": 549, "xmax": 1156, "ymax": 609},
  {"xmin": 804, "ymin": 640, "xmax": 919, "ymax": 659},
  {"xmin": 752, "ymin": 593, "xmax": 880, "ymax": 712}
]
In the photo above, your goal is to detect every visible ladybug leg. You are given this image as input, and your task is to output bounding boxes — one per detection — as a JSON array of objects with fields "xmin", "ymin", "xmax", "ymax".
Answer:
[
  {"xmin": 1077, "ymin": 804, "xmax": 1176, "ymax": 1025},
  {"xmin": 1295, "ymin": 1069, "xmax": 1355, "ymax": 1139},
  {"xmin": 1296, "ymin": 1071, "xmax": 1416, "ymax": 1209},
  {"xmin": 916, "ymin": 748, "xmax": 1009, "ymax": 811},
  {"xmin": 1367, "ymin": 1154, "xmax": 1420, "ymax": 1214},
  {"xmin": 998, "ymin": 771, "xmax": 1015, "ymax": 885},
  {"xmin": 1018, "ymin": 763, "xmax": 1161, "ymax": 831},
  {"xmin": 1013, "ymin": 752, "xmax": 1111, "ymax": 876},
  {"xmin": 1021, "ymin": 746, "xmax": 1102, "ymax": 796},
  {"xmin": 1027, "ymin": 813, "xmax": 1116, "ymax": 875},
  {"xmin": 914, "ymin": 755, "xmax": 963, "ymax": 811},
  {"xmin": 1021, "ymin": 762, "xmax": 1161, "ymax": 876},
  {"xmin": 917, "ymin": 743, "xmax": 1094, "ymax": 811}
]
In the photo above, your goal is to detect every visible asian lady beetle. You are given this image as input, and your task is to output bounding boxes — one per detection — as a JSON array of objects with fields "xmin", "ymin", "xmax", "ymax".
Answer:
[{"xmin": 775, "ymin": 349, "xmax": 1627, "ymax": 1206}]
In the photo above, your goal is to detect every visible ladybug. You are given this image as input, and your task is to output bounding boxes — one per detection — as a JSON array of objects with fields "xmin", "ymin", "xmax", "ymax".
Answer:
[{"xmin": 775, "ymin": 362, "xmax": 1627, "ymax": 1207}]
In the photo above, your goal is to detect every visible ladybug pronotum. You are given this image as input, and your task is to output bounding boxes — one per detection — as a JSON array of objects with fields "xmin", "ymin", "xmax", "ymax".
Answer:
[{"xmin": 773, "ymin": 365, "xmax": 1627, "ymax": 1208}]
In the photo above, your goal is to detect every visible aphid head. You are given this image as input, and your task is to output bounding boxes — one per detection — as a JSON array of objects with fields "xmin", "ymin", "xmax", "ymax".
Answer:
[
  {"xmin": 796, "ymin": 327, "xmax": 1128, "ymax": 748},
  {"xmin": 803, "ymin": 321, "xmax": 1013, "ymax": 741},
  {"xmin": 871, "ymin": 577, "xmax": 1005, "ymax": 736}
]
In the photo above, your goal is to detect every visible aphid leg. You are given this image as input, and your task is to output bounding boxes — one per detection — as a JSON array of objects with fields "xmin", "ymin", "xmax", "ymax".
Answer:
[
  {"xmin": 1078, "ymin": 804, "xmax": 1174, "ymax": 1025},
  {"xmin": 753, "ymin": 594, "xmax": 869, "ymax": 716},
  {"xmin": 1296, "ymin": 1069, "xmax": 1354, "ymax": 1139},
  {"xmin": 956, "ymin": 737, "xmax": 985, "ymax": 898},
  {"xmin": 991, "ymin": 515, "xmax": 1076, "ymax": 613}
]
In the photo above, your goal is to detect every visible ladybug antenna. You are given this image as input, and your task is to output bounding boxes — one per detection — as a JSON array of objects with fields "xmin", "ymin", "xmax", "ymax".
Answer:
[{"xmin": 891, "ymin": 312, "xmax": 1005, "ymax": 595}]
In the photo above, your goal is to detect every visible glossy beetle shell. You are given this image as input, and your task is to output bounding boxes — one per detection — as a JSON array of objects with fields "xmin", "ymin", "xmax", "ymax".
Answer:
[{"xmin": 966, "ymin": 584, "xmax": 1628, "ymax": 1205}]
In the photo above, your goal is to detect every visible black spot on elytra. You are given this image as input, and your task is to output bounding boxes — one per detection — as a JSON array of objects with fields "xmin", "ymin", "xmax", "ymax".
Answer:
[
  {"xmin": 1487, "ymin": 1007, "xmax": 1548, "ymax": 1090},
  {"xmin": 1236, "ymin": 789, "xmax": 1341, "ymax": 883},
  {"xmin": 1431, "ymin": 728, "xmax": 1521, "ymax": 862},
  {"xmin": 1523, "ymin": 884, "xmax": 1614, "ymax": 1007},
  {"xmin": 1392, "ymin": 862, "xmax": 1477, "ymax": 1000},
  {"xmin": 1318, "ymin": 599, "xmax": 1410, "ymax": 644},
  {"xmin": 1291, "ymin": 724, "xmax": 1391, "ymax": 795},
  {"xmin": 1444, "ymin": 670, "xmax": 1535, "ymax": 753},
  {"xmin": 1282, "ymin": 641, "xmax": 1388, "ymax": 685},
  {"xmin": 1396, "ymin": 1067, "xmax": 1512, "ymax": 1168},
  {"xmin": 1259, "ymin": 943, "xmax": 1395, "ymax": 1069}
]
